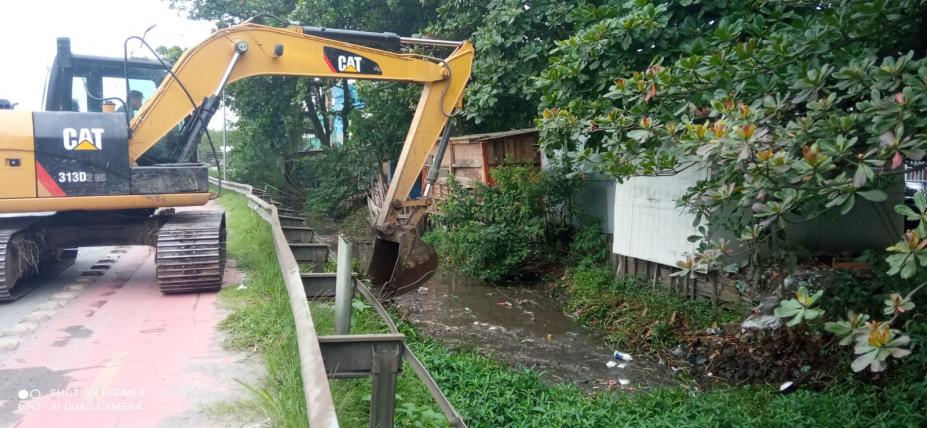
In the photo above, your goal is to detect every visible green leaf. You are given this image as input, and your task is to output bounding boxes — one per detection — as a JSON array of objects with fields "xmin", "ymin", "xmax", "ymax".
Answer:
[
  {"xmin": 895, "ymin": 204, "xmax": 919, "ymax": 218},
  {"xmin": 774, "ymin": 305, "xmax": 801, "ymax": 318},
  {"xmin": 901, "ymin": 258, "xmax": 918, "ymax": 279},
  {"xmin": 857, "ymin": 189, "xmax": 888, "ymax": 202},
  {"xmin": 627, "ymin": 129, "xmax": 652, "ymax": 142},
  {"xmin": 917, "ymin": 192, "xmax": 927, "ymax": 213},
  {"xmin": 804, "ymin": 308, "xmax": 824, "ymax": 320},
  {"xmin": 840, "ymin": 194, "xmax": 856, "ymax": 215},
  {"xmin": 852, "ymin": 349, "xmax": 878, "ymax": 372},
  {"xmin": 779, "ymin": 299, "xmax": 803, "ymax": 310},
  {"xmin": 824, "ymin": 321, "xmax": 852, "ymax": 336}
]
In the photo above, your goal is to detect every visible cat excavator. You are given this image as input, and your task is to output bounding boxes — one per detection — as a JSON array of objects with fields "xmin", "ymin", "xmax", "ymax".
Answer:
[{"xmin": 0, "ymin": 20, "xmax": 473, "ymax": 301}]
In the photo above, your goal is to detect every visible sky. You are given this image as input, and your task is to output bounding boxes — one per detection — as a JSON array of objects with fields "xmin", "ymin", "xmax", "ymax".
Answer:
[{"xmin": 0, "ymin": 0, "xmax": 235, "ymax": 127}]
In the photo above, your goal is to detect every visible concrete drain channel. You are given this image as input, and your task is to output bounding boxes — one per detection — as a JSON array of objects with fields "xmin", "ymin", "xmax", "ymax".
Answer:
[
  {"xmin": 212, "ymin": 178, "xmax": 467, "ymax": 428},
  {"xmin": 0, "ymin": 247, "xmax": 127, "ymax": 352}
]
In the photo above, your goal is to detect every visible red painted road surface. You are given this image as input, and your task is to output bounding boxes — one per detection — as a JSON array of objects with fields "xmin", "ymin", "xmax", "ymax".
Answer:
[{"xmin": 0, "ymin": 246, "xmax": 259, "ymax": 428}]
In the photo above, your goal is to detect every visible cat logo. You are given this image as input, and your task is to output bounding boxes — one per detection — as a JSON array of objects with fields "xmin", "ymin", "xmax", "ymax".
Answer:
[
  {"xmin": 337, "ymin": 55, "xmax": 363, "ymax": 73},
  {"xmin": 62, "ymin": 128, "xmax": 105, "ymax": 151},
  {"xmin": 323, "ymin": 47, "xmax": 382, "ymax": 75}
]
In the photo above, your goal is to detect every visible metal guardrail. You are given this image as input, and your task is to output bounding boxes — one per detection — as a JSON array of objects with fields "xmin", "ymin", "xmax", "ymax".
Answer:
[
  {"xmin": 210, "ymin": 177, "xmax": 339, "ymax": 427},
  {"xmin": 210, "ymin": 177, "xmax": 466, "ymax": 428}
]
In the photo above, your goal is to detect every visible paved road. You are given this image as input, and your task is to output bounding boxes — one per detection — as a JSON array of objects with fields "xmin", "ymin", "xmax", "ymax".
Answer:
[
  {"xmin": 0, "ymin": 247, "xmax": 111, "ymax": 333},
  {"xmin": 0, "ymin": 245, "xmax": 263, "ymax": 428}
]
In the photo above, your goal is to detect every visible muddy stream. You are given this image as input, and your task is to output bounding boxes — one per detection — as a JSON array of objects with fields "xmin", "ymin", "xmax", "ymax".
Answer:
[
  {"xmin": 393, "ymin": 271, "xmax": 679, "ymax": 391},
  {"xmin": 315, "ymin": 228, "xmax": 679, "ymax": 392}
]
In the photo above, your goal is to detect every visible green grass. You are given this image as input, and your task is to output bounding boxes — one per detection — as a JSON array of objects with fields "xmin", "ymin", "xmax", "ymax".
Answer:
[
  {"xmin": 403, "ymin": 323, "xmax": 927, "ymax": 427},
  {"xmin": 563, "ymin": 265, "xmax": 744, "ymax": 350},
  {"xmin": 216, "ymin": 190, "xmax": 446, "ymax": 427}
]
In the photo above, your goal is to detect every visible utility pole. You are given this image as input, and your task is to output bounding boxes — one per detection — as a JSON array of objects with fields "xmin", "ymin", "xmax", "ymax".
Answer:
[{"xmin": 221, "ymin": 89, "xmax": 227, "ymax": 182}]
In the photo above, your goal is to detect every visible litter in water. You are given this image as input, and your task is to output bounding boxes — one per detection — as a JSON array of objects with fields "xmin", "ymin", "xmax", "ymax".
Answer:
[{"xmin": 614, "ymin": 351, "xmax": 633, "ymax": 361}]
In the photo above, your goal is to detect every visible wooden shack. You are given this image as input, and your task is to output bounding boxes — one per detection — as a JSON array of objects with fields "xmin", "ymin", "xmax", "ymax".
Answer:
[{"xmin": 421, "ymin": 128, "xmax": 540, "ymax": 204}]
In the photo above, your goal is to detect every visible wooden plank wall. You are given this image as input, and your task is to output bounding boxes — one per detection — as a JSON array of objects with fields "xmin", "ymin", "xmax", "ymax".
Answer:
[
  {"xmin": 424, "ymin": 132, "xmax": 541, "ymax": 211},
  {"xmin": 610, "ymin": 253, "xmax": 754, "ymax": 307},
  {"xmin": 484, "ymin": 135, "xmax": 542, "ymax": 168}
]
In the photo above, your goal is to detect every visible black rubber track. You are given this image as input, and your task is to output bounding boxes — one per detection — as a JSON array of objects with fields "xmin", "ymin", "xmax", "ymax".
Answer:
[{"xmin": 156, "ymin": 210, "xmax": 226, "ymax": 294}]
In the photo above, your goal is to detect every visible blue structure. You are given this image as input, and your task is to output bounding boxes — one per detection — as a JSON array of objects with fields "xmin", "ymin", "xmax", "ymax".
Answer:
[{"xmin": 329, "ymin": 84, "xmax": 363, "ymax": 146}]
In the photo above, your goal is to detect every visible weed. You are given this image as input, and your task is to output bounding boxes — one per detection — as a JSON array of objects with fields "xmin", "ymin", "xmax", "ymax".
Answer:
[
  {"xmin": 217, "ymin": 190, "xmax": 926, "ymax": 427},
  {"xmin": 563, "ymin": 265, "xmax": 743, "ymax": 351}
]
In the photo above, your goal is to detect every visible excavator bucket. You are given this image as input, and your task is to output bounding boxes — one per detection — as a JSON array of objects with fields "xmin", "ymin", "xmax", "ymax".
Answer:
[{"xmin": 367, "ymin": 227, "xmax": 437, "ymax": 297}]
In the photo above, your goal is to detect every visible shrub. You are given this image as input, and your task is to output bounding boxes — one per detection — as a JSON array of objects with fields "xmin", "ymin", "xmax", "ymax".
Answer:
[
  {"xmin": 569, "ymin": 217, "xmax": 609, "ymax": 268},
  {"xmin": 426, "ymin": 165, "xmax": 580, "ymax": 282}
]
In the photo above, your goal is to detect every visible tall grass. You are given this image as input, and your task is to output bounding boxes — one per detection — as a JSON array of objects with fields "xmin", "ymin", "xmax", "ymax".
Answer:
[{"xmin": 564, "ymin": 265, "xmax": 744, "ymax": 350}]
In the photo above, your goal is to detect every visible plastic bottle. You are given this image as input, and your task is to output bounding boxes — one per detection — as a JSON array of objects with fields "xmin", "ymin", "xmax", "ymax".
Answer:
[{"xmin": 613, "ymin": 351, "xmax": 633, "ymax": 361}]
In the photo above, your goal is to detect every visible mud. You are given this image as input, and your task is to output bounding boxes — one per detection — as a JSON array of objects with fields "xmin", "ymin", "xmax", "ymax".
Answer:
[{"xmin": 394, "ymin": 270, "xmax": 680, "ymax": 392}]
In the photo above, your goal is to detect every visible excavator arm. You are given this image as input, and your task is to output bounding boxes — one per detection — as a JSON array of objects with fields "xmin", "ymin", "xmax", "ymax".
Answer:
[
  {"xmin": 128, "ymin": 23, "xmax": 473, "ymax": 295},
  {"xmin": 129, "ymin": 24, "xmax": 473, "ymax": 165}
]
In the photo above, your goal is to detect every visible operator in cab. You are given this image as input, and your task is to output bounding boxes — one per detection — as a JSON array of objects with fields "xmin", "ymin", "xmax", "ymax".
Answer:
[{"xmin": 117, "ymin": 90, "xmax": 144, "ymax": 118}]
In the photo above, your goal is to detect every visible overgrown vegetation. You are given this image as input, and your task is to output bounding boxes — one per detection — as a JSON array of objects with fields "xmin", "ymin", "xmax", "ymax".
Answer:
[
  {"xmin": 291, "ymin": 141, "xmax": 378, "ymax": 219},
  {"xmin": 404, "ymin": 320, "xmax": 927, "ymax": 428},
  {"xmin": 171, "ymin": 0, "xmax": 438, "ymax": 216},
  {"xmin": 181, "ymin": 0, "xmax": 927, "ymax": 423},
  {"xmin": 425, "ymin": 165, "xmax": 580, "ymax": 282},
  {"xmin": 537, "ymin": 0, "xmax": 927, "ymax": 286},
  {"xmin": 563, "ymin": 266, "xmax": 740, "ymax": 351},
  {"xmin": 220, "ymin": 186, "xmax": 927, "ymax": 426}
]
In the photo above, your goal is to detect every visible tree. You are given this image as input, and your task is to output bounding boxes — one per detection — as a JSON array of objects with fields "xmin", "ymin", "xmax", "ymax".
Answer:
[
  {"xmin": 168, "ymin": 0, "xmax": 450, "ymax": 218},
  {"xmin": 350, "ymin": 81, "xmax": 422, "ymax": 163},
  {"xmin": 426, "ymin": 0, "xmax": 588, "ymax": 132},
  {"xmin": 537, "ymin": 0, "xmax": 927, "ymax": 271},
  {"xmin": 154, "ymin": 45, "xmax": 184, "ymax": 63}
]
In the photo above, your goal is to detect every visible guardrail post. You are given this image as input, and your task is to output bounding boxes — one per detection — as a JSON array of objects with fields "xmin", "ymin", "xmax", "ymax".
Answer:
[
  {"xmin": 335, "ymin": 235, "xmax": 353, "ymax": 335},
  {"xmin": 370, "ymin": 343, "xmax": 402, "ymax": 428}
]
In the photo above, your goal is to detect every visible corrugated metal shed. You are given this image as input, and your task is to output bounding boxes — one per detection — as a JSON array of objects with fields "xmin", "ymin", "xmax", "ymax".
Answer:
[
  {"xmin": 610, "ymin": 168, "xmax": 904, "ymax": 304},
  {"xmin": 612, "ymin": 168, "xmax": 704, "ymax": 267}
]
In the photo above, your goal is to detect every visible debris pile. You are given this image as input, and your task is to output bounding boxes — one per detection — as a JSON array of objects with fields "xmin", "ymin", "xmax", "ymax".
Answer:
[{"xmin": 676, "ymin": 324, "xmax": 841, "ymax": 387}]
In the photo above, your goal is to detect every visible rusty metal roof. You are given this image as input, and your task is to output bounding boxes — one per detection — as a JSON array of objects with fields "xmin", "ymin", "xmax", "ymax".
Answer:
[{"xmin": 447, "ymin": 128, "xmax": 538, "ymax": 143}]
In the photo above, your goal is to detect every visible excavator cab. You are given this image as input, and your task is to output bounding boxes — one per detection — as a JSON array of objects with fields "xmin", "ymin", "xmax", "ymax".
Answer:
[
  {"xmin": 44, "ymin": 38, "xmax": 167, "ymax": 114},
  {"xmin": 43, "ymin": 38, "xmax": 189, "ymax": 166}
]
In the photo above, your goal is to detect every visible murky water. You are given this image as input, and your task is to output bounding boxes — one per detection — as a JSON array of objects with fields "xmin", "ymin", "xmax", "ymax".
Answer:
[
  {"xmin": 394, "ymin": 271, "xmax": 680, "ymax": 392},
  {"xmin": 314, "ymin": 226, "xmax": 681, "ymax": 392}
]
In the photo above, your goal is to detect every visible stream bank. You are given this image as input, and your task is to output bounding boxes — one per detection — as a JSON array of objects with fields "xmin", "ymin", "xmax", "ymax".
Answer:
[{"xmin": 393, "ymin": 270, "xmax": 680, "ymax": 391}]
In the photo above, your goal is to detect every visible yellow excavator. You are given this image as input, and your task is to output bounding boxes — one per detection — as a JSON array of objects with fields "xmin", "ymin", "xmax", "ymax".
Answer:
[{"xmin": 0, "ymin": 20, "xmax": 473, "ymax": 301}]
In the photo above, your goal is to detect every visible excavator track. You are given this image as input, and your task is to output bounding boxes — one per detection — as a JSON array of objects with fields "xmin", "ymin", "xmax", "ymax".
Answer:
[
  {"xmin": 156, "ymin": 210, "xmax": 226, "ymax": 294},
  {"xmin": 0, "ymin": 219, "xmax": 41, "ymax": 302}
]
